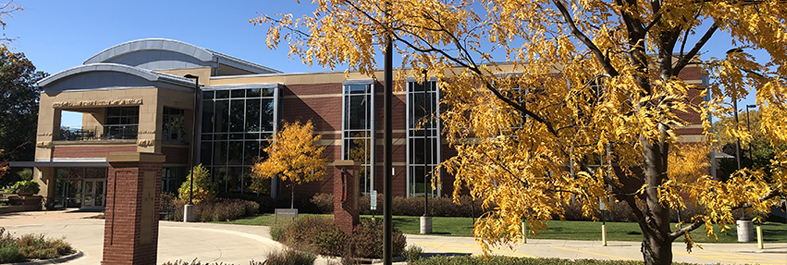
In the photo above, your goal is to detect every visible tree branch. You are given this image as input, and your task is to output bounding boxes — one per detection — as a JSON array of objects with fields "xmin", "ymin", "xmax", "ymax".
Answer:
[
  {"xmin": 732, "ymin": 189, "xmax": 782, "ymax": 211},
  {"xmin": 669, "ymin": 219, "xmax": 704, "ymax": 241},
  {"xmin": 552, "ymin": 0, "xmax": 619, "ymax": 77},
  {"xmin": 673, "ymin": 23, "xmax": 718, "ymax": 74}
]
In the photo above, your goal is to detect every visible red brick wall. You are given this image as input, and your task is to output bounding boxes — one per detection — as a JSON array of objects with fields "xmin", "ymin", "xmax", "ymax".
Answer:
[
  {"xmin": 333, "ymin": 164, "xmax": 360, "ymax": 235},
  {"xmin": 53, "ymin": 145, "xmax": 137, "ymax": 158},
  {"xmin": 103, "ymin": 161, "xmax": 162, "ymax": 265},
  {"xmin": 161, "ymin": 146, "xmax": 189, "ymax": 165}
]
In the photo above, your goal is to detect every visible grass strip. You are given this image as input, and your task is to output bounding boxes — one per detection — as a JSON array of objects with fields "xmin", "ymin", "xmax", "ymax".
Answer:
[{"xmin": 220, "ymin": 214, "xmax": 786, "ymax": 243}]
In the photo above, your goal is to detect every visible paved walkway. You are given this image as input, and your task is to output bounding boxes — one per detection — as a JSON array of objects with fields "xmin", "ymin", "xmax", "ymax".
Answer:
[{"xmin": 2, "ymin": 210, "xmax": 785, "ymax": 265}]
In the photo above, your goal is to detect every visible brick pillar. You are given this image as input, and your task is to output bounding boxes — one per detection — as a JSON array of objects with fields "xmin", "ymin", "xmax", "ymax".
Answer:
[
  {"xmin": 334, "ymin": 160, "xmax": 360, "ymax": 235},
  {"xmin": 102, "ymin": 152, "xmax": 165, "ymax": 265}
]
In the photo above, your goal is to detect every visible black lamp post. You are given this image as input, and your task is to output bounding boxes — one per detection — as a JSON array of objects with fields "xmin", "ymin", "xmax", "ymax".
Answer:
[
  {"xmin": 746, "ymin": 104, "xmax": 756, "ymax": 166},
  {"xmin": 422, "ymin": 70, "xmax": 430, "ymax": 221},
  {"xmin": 184, "ymin": 74, "xmax": 201, "ymax": 207}
]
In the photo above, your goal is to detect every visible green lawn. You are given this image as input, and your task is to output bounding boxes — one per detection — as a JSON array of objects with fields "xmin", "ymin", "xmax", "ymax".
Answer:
[{"xmin": 221, "ymin": 214, "xmax": 786, "ymax": 243}]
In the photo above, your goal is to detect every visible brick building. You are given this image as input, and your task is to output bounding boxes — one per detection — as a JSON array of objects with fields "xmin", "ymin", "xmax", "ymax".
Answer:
[{"xmin": 17, "ymin": 38, "xmax": 706, "ymax": 210}]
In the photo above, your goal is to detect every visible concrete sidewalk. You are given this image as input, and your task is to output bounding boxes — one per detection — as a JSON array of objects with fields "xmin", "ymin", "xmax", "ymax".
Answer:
[
  {"xmin": 407, "ymin": 234, "xmax": 787, "ymax": 265},
  {"xmin": 2, "ymin": 211, "xmax": 786, "ymax": 264}
]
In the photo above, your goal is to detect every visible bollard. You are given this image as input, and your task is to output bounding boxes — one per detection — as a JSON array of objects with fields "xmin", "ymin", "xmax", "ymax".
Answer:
[
  {"xmin": 522, "ymin": 221, "xmax": 527, "ymax": 244},
  {"xmin": 602, "ymin": 224, "xmax": 607, "ymax": 246},
  {"xmin": 756, "ymin": 225, "xmax": 763, "ymax": 249}
]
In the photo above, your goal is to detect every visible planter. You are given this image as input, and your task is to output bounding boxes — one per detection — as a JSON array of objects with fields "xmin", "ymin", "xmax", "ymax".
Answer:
[
  {"xmin": 9, "ymin": 195, "xmax": 43, "ymax": 207},
  {"xmin": 17, "ymin": 191, "xmax": 35, "ymax": 196}
]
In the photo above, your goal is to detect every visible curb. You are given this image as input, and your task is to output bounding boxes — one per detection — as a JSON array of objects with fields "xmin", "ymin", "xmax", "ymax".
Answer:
[{"xmin": 8, "ymin": 250, "xmax": 84, "ymax": 265}]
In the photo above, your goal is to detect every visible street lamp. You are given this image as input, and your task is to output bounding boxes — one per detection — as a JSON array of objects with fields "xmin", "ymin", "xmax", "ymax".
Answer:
[
  {"xmin": 745, "ymin": 104, "xmax": 756, "ymax": 166},
  {"xmin": 183, "ymin": 74, "xmax": 201, "ymax": 222},
  {"xmin": 421, "ymin": 69, "xmax": 432, "ymax": 234}
]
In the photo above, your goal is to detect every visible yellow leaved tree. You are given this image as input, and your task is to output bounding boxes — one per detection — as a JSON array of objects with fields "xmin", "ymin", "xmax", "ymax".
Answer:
[
  {"xmin": 253, "ymin": 1, "xmax": 786, "ymax": 264},
  {"xmin": 251, "ymin": 120, "xmax": 327, "ymax": 209}
]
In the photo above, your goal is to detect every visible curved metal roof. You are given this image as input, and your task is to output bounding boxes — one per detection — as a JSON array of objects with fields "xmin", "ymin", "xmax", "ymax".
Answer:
[
  {"xmin": 38, "ymin": 63, "xmax": 197, "ymax": 88},
  {"xmin": 83, "ymin": 38, "xmax": 280, "ymax": 74}
]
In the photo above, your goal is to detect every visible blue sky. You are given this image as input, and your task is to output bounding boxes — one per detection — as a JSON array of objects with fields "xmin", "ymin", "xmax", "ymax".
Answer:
[{"xmin": 5, "ymin": 1, "xmax": 762, "ymax": 126}]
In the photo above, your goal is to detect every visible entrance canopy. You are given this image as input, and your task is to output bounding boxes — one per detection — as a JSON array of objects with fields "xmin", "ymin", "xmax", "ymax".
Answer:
[{"xmin": 10, "ymin": 159, "xmax": 109, "ymax": 168}]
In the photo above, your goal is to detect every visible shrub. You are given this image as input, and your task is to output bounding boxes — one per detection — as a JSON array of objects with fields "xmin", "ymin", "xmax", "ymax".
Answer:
[
  {"xmin": 11, "ymin": 179, "xmax": 40, "ymax": 194},
  {"xmin": 278, "ymin": 216, "xmax": 347, "ymax": 256},
  {"xmin": 0, "ymin": 242, "xmax": 23, "ymax": 264},
  {"xmin": 178, "ymin": 164, "xmax": 217, "ymax": 204},
  {"xmin": 161, "ymin": 259, "xmax": 266, "ymax": 265},
  {"xmin": 162, "ymin": 197, "xmax": 259, "ymax": 222},
  {"xmin": 266, "ymin": 248, "xmax": 316, "ymax": 265},
  {"xmin": 219, "ymin": 192, "xmax": 272, "ymax": 213},
  {"xmin": 310, "ymin": 193, "xmax": 334, "ymax": 214},
  {"xmin": 0, "ymin": 228, "xmax": 23, "ymax": 263},
  {"xmin": 403, "ymin": 246, "xmax": 423, "ymax": 264},
  {"xmin": 17, "ymin": 234, "xmax": 72, "ymax": 260},
  {"xmin": 273, "ymin": 217, "xmax": 406, "ymax": 259},
  {"xmin": 0, "ymin": 228, "xmax": 72, "ymax": 263},
  {"xmin": 347, "ymin": 219, "xmax": 406, "ymax": 259}
]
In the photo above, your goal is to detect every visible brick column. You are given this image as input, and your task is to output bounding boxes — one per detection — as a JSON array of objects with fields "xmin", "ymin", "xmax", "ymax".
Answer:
[
  {"xmin": 103, "ymin": 152, "xmax": 165, "ymax": 265},
  {"xmin": 334, "ymin": 160, "xmax": 360, "ymax": 235}
]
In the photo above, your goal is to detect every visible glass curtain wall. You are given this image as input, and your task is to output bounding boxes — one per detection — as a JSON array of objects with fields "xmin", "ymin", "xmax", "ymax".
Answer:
[
  {"xmin": 200, "ymin": 86, "xmax": 277, "ymax": 193},
  {"xmin": 342, "ymin": 82, "xmax": 375, "ymax": 194},
  {"xmin": 407, "ymin": 80, "xmax": 440, "ymax": 197}
]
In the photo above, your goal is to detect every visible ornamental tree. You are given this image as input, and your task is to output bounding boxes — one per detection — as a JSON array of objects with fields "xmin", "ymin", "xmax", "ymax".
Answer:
[
  {"xmin": 252, "ymin": 120, "xmax": 327, "ymax": 209},
  {"xmin": 178, "ymin": 164, "xmax": 217, "ymax": 204},
  {"xmin": 253, "ymin": 1, "xmax": 786, "ymax": 264}
]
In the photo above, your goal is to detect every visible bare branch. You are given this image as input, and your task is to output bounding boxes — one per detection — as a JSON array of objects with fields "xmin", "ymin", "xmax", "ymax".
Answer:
[
  {"xmin": 673, "ymin": 23, "xmax": 718, "ymax": 74},
  {"xmin": 669, "ymin": 220, "xmax": 704, "ymax": 240},
  {"xmin": 552, "ymin": 0, "xmax": 619, "ymax": 77}
]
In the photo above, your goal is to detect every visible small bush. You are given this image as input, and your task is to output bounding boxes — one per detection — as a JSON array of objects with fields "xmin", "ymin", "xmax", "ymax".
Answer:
[
  {"xmin": 11, "ymin": 179, "xmax": 40, "ymax": 194},
  {"xmin": 266, "ymin": 248, "xmax": 316, "ymax": 265},
  {"xmin": 278, "ymin": 216, "xmax": 347, "ymax": 256},
  {"xmin": 273, "ymin": 217, "xmax": 406, "ymax": 259},
  {"xmin": 0, "ymin": 227, "xmax": 72, "ymax": 263},
  {"xmin": 178, "ymin": 164, "xmax": 217, "ymax": 204},
  {"xmin": 0, "ymin": 242, "xmax": 23, "ymax": 263},
  {"xmin": 403, "ymin": 246, "xmax": 423, "ymax": 264},
  {"xmin": 17, "ymin": 234, "xmax": 72, "ymax": 260},
  {"xmin": 310, "ymin": 193, "xmax": 334, "ymax": 214},
  {"xmin": 162, "ymin": 197, "xmax": 259, "ymax": 222},
  {"xmin": 347, "ymin": 219, "xmax": 406, "ymax": 259},
  {"xmin": 162, "ymin": 259, "xmax": 266, "ymax": 265}
]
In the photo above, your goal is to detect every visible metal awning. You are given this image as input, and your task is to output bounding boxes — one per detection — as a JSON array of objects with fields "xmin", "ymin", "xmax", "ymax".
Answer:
[{"xmin": 9, "ymin": 159, "xmax": 109, "ymax": 168}]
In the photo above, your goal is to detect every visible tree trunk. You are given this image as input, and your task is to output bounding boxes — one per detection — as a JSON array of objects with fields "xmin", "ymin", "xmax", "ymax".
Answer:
[
  {"xmin": 639, "ymin": 132, "xmax": 673, "ymax": 265},
  {"xmin": 641, "ymin": 229, "xmax": 674, "ymax": 265},
  {"xmin": 290, "ymin": 182, "xmax": 295, "ymax": 209}
]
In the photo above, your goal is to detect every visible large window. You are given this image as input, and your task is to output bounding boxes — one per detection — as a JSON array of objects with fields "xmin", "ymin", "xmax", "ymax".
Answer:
[
  {"xmin": 342, "ymin": 82, "xmax": 375, "ymax": 194},
  {"xmin": 162, "ymin": 167, "xmax": 187, "ymax": 193},
  {"xmin": 407, "ymin": 79, "xmax": 439, "ymax": 197},
  {"xmin": 200, "ymin": 86, "xmax": 278, "ymax": 193},
  {"xmin": 162, "ymin": 107, "xmax": 186, "ymax": 142},
  {"xmin": 104, "ymin": 106, "xmax": 139, "ymax": 140}
]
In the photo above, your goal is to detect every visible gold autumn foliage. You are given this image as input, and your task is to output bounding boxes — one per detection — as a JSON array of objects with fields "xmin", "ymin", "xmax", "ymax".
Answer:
[
  {"xmin": 251, "ymin": 120, "xmax": 327, "ymax": 187},
  {"xmin": 178, "ymin": 164, "xmax": 217, "ymax": 204},
  {"xmin": 254, "ymin": 1, "xmax": 786, "ymax": 264}
]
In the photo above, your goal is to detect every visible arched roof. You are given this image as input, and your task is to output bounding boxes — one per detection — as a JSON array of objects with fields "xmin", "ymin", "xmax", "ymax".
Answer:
[
  {"xmin": 38, "ymin": 63, "xmax": 196, "ymax": 89},
  {"xmin": 83, "ymin": 38, "xmax": 280, "ymax": 74}
]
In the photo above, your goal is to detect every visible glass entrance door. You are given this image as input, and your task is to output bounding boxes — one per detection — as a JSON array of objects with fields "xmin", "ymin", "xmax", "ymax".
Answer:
[
  {"xmin": 54, "ymin": 179, "xmax": 82, "ymax": 208},
  {"xmin": 82, "ymin": 179, "xmax": 106, "ymax": 209}
]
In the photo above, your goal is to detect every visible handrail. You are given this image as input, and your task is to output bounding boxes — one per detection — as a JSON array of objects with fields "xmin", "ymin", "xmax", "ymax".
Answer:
[{"xmin": 59, "ymin": 124, "xmax": 139, "ymax": 141}]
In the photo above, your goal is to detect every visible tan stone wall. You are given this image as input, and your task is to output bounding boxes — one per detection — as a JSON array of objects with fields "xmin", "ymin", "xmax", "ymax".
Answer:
[
  {"xmin": 35, "ymin": 87, "xmax": 195, "ymax": 159},
  {"xmin": 155, "ymin": 67, "xmax": 213, "ymax": 86}
]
